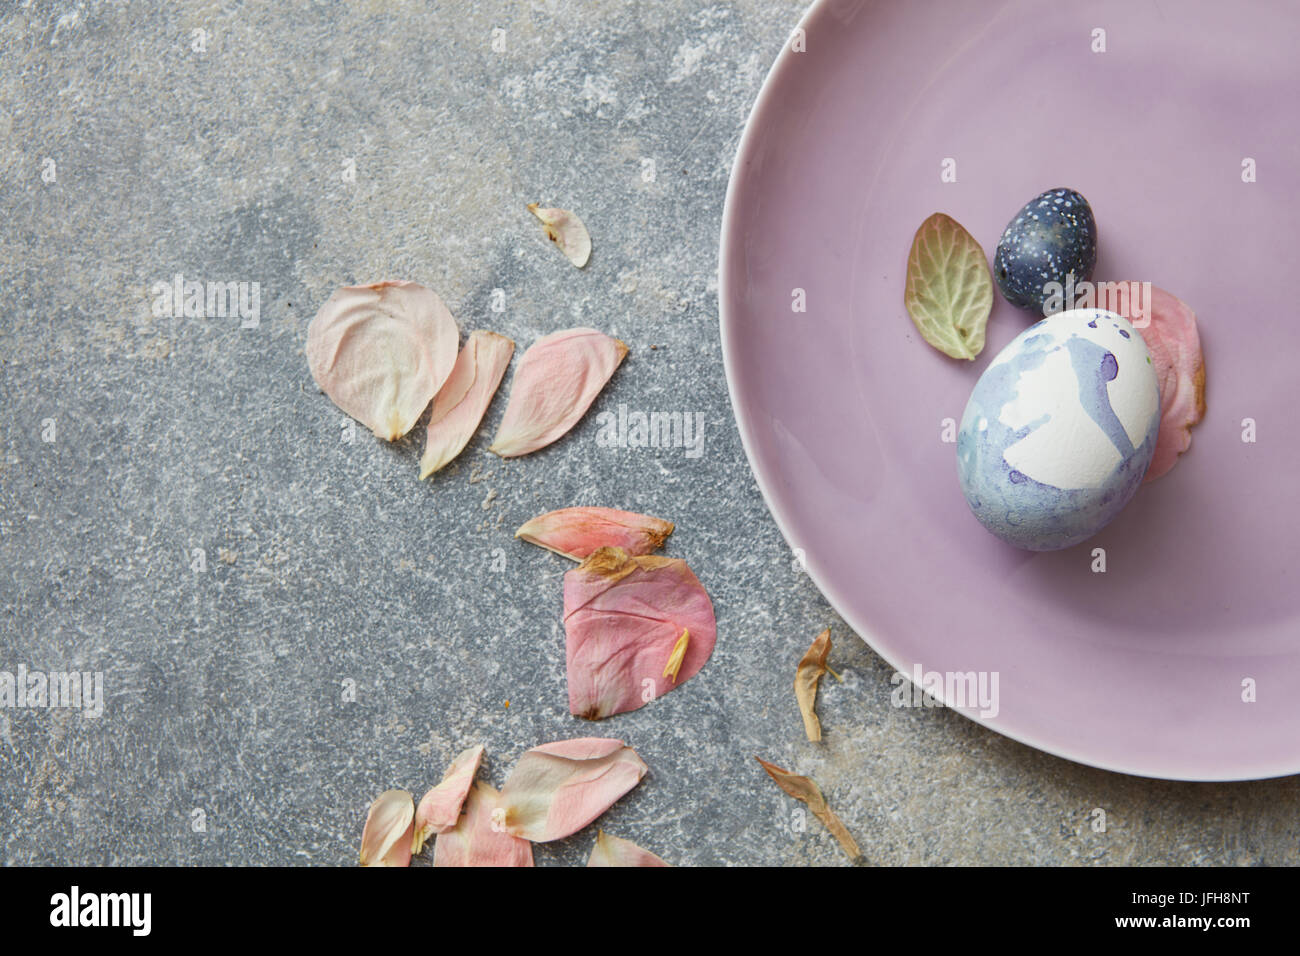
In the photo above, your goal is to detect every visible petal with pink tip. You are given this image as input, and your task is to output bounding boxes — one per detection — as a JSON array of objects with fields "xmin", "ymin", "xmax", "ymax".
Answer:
[
  {"xmin": 420, "ymin": 331, "xmax": 514, "ymax": 478},
  {"xmin": 515, "ymin": 506, "xmax": 674, "ymax": 561},
  {"xmin": 359, "ymin": 789, "xmax": 414, "ymax": 867},
  {"xmin": 307, "ymin": 281, "xmax": 459, "ymax": 441},
  {"xmin": 563, "ymin": 547, "xmax": 717, "ymax": 719},
  {"xmin": 1113, "ymin": 284, "xmax": 1207, "ymax": 482},
  {"xmin": 497, "ymin": 737, "xmax": 647, "ymax": 842},
  {"xmin": 488, "ymin": 328, "xmax": 627, "ymax": 458},
  {"xmin": 433, "ymin": 780, "xmax": 535, "ymax": 867},
  {"xmin": 412, "ymin": 744, "xmax": 484, "ymax": 853},
  {"xmin": 587, "ymin": 830, "xmax": 670, "ymax": 867}
]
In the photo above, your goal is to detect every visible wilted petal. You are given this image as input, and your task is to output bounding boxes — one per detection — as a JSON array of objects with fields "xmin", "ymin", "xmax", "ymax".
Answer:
[
  {"xmin": 794, "ymin": 628, "xmax": 831, "ymax": 742},
  {"xmin": 564, "ymin": 547, "xmax": 716, "ymax": 719},
  {"xmin": 1115, "ymin": 284, "xmax": 1207, "ymax": 482},
  {"xmin": 498, "ymin": 737, "xmax": 647, "ymax": 842},
  {"xmin": 307, "ymin": 280, "xmax": 459, "ymax": 441},
  {"xmin": 528, "ymin": 202, "xmax": 591, "ymax": 268},
  {"xmin": 359, "ymin": 789, "xmax": 415, "ymax": 867},
  {"xmin": 515, "ymin": 506, "xmax": 674, "ymax": 561},
  {"xmin": 433, "ymin": 780, "xmax": 534, "ymax": 867},
  {"xmin": 420, "ymin": 331, "xmax": 514, "ymax": 478},
  {"xmin": 488, "ymin": 328, "xmax": 628, "ymax": 458},
  {"xmin": 412, "ymin": 744, "xmax": 484, "ymax": 854},
  {"xmin": 587, "ymin": 830, "xmax": 670, "ymax": 867},
  {"xmin": 755, "ymin": 757, "xmax": 861, "ymax": 861},
  {"xmin": 662, "ymin": 629, "xmax": 689, "ymax": 683}
]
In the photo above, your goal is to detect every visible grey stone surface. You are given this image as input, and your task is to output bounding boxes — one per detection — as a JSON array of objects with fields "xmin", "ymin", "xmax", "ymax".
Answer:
[{"xmin": 1, "ymin": 0, "xmax": 1296, "ymax": 867}]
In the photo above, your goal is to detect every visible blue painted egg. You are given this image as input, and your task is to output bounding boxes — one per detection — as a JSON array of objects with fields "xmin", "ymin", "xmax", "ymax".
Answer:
[{"xmin": 956, "ymin": 308, "xmax": 1160, "ymax": 551}]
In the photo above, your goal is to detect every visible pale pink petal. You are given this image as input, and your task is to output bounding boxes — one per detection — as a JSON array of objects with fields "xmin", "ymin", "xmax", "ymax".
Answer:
[
  {"xmin": 563, "ymin": 547, "xmax": 717, "ymax": 719},
  {"xmin": 488, "ymin": 328, "xmax": 627, "ymax": 458},
  {"xmin": 307, "ymin": 280, "xmax": 459, "ymax": 440},
  {"xmin": 587, "ymin": 830, "xmax": 670, "ymax": 867},
  {"xmin": 528, "ymin": 203, "xmax": 591, "ymax": 268},
  {"xmin": 433, "ymin": 780, "xmax": 534, "ymax": 867},
  {"xmin": 1114, "ymin": 284, "xmax": 1207, "ymax": 482},
  {"xmin": 498, "ymin": 737, "xmax": 648, "ymax": 842},
  {"xmin": 412, "ymin": 744, "xmax": 484, "ymax": 853},
  {"xmin": 420, "ymin": 331, "xmax": 514, "ymax": 478},
  {"xmin": 359, "ymin": 789, "xmax": 414, "ymax": 867},
  {"xmin": 515, "ymin": 506, "xmax": 674, "ymax": 561}
]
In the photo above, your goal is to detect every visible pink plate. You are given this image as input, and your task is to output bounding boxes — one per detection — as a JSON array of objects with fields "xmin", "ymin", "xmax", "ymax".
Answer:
[{"xmin": 720, "ymin": 0, "xmax": 1300, "ymax": 779}]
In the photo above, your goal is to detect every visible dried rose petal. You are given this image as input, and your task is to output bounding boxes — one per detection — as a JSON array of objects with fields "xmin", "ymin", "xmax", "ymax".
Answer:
[
  {"xmin": 359, "ymin": 789, "xmax": 415, "ymax": 867},
  {"xmin": 1112, "ymin": 284, "xmax": 1207, "ymax": 482},
  {"xmin": 488, "ymin": 328, "xmax": 628, "ymax": 458},
  {"xmin": 528, "ymin": 202, "xmax": 591, "ymax": 268},
  {"xmin": 307, "ymin": 280, "xmax": 459, "ymax": 441},
  {"xmin": 497, "ymin": 737, "xmax": 647, "ymax": 842},
  {"xmin": 794, "ymin": 628, "xmax": 831, "ymax": 742},
  {"xmin": 662, "ymin": 629, "xmax": 689, "ymax": 683},
  {"xmin": 515, "ymin": 506, "xmax": 675, "ymax": 561},
  {"xmin": 419, "ymin": 331, "xmax": 514, "ymax": 478},
  {"xmin": 587, "ymin": 830, "xmax": 670, "ymax": 867},
  {"xmin": 755, "ymin": 757, "xmax": 860, "ymax": 862},
  {"xmin": 412, "ymin": 744, "xmax": 484, "ymax": 854},
  {"xmin": 563, "ymin": 547, "xmax": 717, "ymax": 719},
  {"xmin": 433, "ymin": 780, "xmax": 535, "ymax": 867}
]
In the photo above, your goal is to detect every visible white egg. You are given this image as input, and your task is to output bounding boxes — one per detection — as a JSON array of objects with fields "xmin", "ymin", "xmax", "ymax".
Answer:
[{"xmin": 956, "ymin": 308, "xmax": 1161, "ymax": 550}]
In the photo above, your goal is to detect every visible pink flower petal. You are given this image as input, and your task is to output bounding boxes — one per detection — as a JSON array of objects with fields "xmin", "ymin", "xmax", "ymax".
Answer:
[
  {"xmin": 488, "ymin": 328, "xmax": 627, "ymax": 458},
  {"xmin": 433, "ymin": 780, "xmax": 535, "ymax": 867},
  {"xmin": 587, "ymin": 830, "xmax": 670, "ymax": 867},
  {"xmin": 419, "ymin": 331, "xmax": 514, "ymax": 478},
  {"xmin": 528, "ymin": 203, "xmax": 591, "ymax": 268},
  {"xmin": 359, "ymin": 789, "xmax": 414, "ymax": 867},
  {"xmin": 412, "ymin": 744, "xmax": 484, "ymax": 854},
  {"xmin": 563, "ymin": 547, "xmax": 717, "ymax": 719},
  {"xmin": 307, "ymin": 280, "xmax": 459, "ymax": 441},
  {"xmin": 1112, "ymin": 284, "xmax": 1206, "ymax": 482},
  {"xmin": 515, "ymin": 506, "xmax": 675, "ymax": 561},
  {"xmin": 498, "ymin": 737, "xmax": 648, "ymax": 842}
]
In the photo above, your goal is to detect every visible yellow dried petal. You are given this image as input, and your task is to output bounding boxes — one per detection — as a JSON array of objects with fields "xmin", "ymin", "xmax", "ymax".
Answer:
[
  {"xmin": 663, "ymin": 629, "xmax": 689, "ymax": 683},
  {"xmin": 794, "ymin": 628, "xmax": 831, "ymax": 742}
]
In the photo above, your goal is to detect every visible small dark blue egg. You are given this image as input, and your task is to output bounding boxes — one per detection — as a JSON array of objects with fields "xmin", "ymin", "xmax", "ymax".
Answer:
[{"xmin": 994, "ymin": 188, "xmax": 1097, "ymax": 314}]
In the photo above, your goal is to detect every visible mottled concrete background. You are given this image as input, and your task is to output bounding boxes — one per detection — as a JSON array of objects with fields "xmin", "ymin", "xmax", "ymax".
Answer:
[{"xmin": 1, "ymin": 0, "xmax": 1296, "ymax": 866}]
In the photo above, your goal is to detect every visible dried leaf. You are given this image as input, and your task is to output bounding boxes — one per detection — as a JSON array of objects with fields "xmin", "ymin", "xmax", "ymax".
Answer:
[
  {"xmin": 564, "ymin": 547, "xmax": 717, "ymax": 719},
  {"xmin": 1112, "ymin": 284, "xmax": 1206, "ymax": 482},
  {"xmin": 515, "ymin": 506, "xmax": 674, "ymax": 561},
  {"xmin": 663, "ymin": 629, "xmax": 689, "ymax": 683},
  {"xmin": 488, "ymin": 328, "xmax": 628, "ymax": 458},
  {"xmin": 412, "ymin": 744, "xmax": 484, "ymax": 854},
  {"xmin": 755, "ymin": 757, "xmax": 861, "ymax": 861},
  {"xmin": 433, "ymin": 780, "xmax": 535, "ymax": 867},
  {"xmin": 587, "ymin": 829, "xmax": 670, "ymax": 867},
  {"xmin": 420, "ymin": 331, "xmax": 514, "ymax": 478},
  {"xmin": 498, "ymin": 737, "xmax": 647, "ymax": 842},
  {"xmin": 307, "ymin": 280, "xmax": 459, "ymax": 440},
  {"xmin": 904, "ymin": 213, "xmax": 993, "ymax": 361},
  {"xmin": 528, "ymin": 202, "xmax": 591, "ymax": 268},
  {"xmin": 359, "ymin": 789, "xmax": 415, "ymax": 867},
  {"xmin": 794, "ymin": 628, "xmax": 831, "ymax": 742}
]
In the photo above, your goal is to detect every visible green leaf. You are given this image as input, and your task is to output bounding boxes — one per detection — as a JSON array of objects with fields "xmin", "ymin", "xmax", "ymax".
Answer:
[{"xmin": 904, "ymin": 213, "xmax": 993, "ymax": 360}]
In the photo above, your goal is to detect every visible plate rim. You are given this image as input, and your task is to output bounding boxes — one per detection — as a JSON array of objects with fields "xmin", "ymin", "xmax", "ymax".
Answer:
[{"xmin": 716, "ymin": 0, "xmax": 1298, "ymax": 783}]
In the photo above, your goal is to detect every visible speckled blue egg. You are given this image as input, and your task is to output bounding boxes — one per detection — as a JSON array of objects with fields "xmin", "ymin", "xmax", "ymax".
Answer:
[
  {"xmin": 956, "ymin": 308, "xmax": 1160, "ymax": 551},
  {"xmin": 994, "ymin": 188, "xmax": 1097, "ymax": 313}
]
